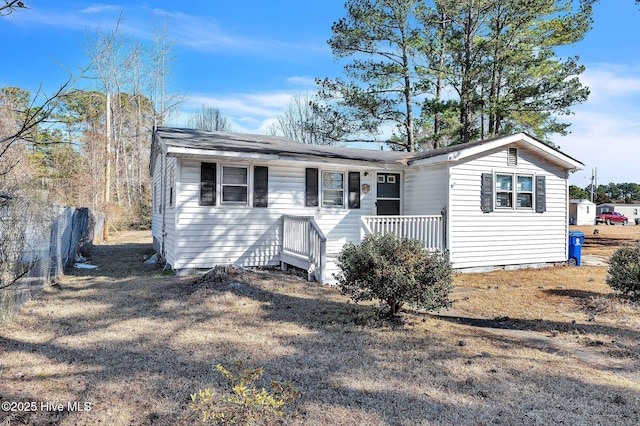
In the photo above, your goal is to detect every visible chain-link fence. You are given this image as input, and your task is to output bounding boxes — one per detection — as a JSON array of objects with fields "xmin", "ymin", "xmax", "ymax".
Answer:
[{"xmin": 1, "ymin": 201, "xmax": 104, "ymax": 321}]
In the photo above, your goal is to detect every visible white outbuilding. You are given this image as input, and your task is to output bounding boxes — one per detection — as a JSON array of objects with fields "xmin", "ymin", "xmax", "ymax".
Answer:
[{"xmin": 569, "ymin": 199, "xmax": 596, "ymax": 225}]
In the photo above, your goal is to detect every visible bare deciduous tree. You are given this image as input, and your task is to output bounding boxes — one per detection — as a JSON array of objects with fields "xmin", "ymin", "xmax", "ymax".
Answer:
[
  {"xmin": 187, "ymin": 105, "xmax": 232, "ymax": 132},
  {"xmin": 268, "ymin": 93, "xmax": 341, "ymax": 146},
  {"xmin": 80, "ymin": 15, "xmax": 181, "ymax": 232}
]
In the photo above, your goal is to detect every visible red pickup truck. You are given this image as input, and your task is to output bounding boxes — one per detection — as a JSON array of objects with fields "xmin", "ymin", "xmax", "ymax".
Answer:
[{"xmin": 595, "ymin": 211, "xmax": 629, "ymax": 225}]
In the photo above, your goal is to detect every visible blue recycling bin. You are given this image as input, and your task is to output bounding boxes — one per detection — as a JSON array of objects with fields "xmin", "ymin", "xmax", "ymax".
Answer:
[{"xmin": 568, "ymin": 231, "xmax": 584, "ymax": 266}]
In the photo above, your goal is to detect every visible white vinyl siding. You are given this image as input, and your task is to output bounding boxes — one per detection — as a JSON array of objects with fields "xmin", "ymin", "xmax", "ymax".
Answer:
[
  {"xmin": 172, "ymin": 162, "xmax": 376, "ymax": 273},
  {"xmin": 150, "ymin": 154, "xmax": 177, "ymax": 266},
  {"xmin": 447, "ymin": 144, "xmax": 568, "ymax": 269},
  {"xmin": 403, "ymin": 164, "xmax": 448, "ymax": 215},
  {"xmin": 163, "ymin": 157, "xmax": 177, "ymax": 267},
  {"xmin": 151, "ymin": 152, "xmax": 163, "ymax": 252}
]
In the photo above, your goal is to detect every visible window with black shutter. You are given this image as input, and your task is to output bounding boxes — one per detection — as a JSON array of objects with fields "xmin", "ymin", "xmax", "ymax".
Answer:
[
  {"xmin": 200, "ymin": 163, "xmax": 216, "ymax": 206},
  {"xmin": 253, "ymin": 166, "xmax": 269, "ymax": 208},
  {"xmin": 535, "ymin": 175, "xmax": 546, "ymax": 213},
  {"xmin": 305, "ymin": 168, "xmax": 319, "ymax": 207},
  {"xmin": 348, "ymin": 171, "xmax": 360, "ymax": 209}
]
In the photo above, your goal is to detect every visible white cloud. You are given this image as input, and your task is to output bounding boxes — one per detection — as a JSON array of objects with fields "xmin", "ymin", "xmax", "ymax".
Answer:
[
  {"xmin": 188, "ymin": 92, "xmax": 291, "ymax": 116},
  {"xmin": 152, "ymin": 9, "xmax": 327, "ymax": 58},
  {"xmin": 179, "ymin": 92, "xmax": 296, "ymax": 134},
  {"xmin": 157, "ymin": 11, "xmax": 245, "ymax": 51},
  {"xmin": 561, "ymin": 64, "xmax": 640, "ymax": 187},
  {"xmin": 80, "ymin": 4, "xmax": 122, "ymax": 14},
  {"xmin": 579, "ymin": 65, "xmax": 640, "ymax": 104},
  {"xmin": 285, "ymin": 76, "xmax": 317, "ymax": 86}
]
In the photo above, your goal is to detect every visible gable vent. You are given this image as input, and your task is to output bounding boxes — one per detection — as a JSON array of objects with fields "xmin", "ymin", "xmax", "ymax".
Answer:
[{"xmin": 507, "ymin": 147, "xmax": 518, "ymax": 166}]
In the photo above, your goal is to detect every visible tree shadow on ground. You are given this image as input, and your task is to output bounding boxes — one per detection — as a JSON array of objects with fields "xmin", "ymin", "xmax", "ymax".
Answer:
[
  {"xmin": 186, "ymin": 276, "xmax": 640, "ymax": 425},
  {"xmin": 2, "ymin": 239, "xmax": 639, "ymax": 425},
  {"xmin": 432, "ymin": 310, "xmax": 639, "ymax": 340},
  {"xmin": 543, "ymin": 288, "xmax": 616, "ymax": 299}
]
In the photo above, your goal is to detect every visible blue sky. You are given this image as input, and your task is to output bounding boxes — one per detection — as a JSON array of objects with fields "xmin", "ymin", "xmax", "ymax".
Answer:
[{"xmin": 1, "ymin": 1, "xmax": 639, "ymax": 188}]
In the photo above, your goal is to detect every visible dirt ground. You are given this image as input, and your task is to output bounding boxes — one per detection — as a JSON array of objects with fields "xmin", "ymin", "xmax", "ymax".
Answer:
[{"xmin": 0, "ymin": 226, "xmax": 639, "ymax": 425}]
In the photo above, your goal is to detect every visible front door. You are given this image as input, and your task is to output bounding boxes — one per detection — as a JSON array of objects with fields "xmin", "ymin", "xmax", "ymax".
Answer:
[{"xmin": 376, "ymin": 173, "xmax": 400, "ymax": 215}]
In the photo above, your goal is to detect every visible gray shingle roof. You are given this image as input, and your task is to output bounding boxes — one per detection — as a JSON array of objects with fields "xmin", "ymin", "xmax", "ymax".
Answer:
[
  {"xmin": 155, "ymin": 126, "xmax": 408, "ymax": 164},
  {"xmin": 154, "ymin": 126, "xmax": 582, "ymax": 168}
]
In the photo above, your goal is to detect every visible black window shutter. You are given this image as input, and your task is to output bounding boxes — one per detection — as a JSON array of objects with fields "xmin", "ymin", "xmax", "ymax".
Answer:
[
  {"xmin": 348, "ymin": 171, "xmax": 360, "ymax": 209},
  {"xmin": 253, "ymin": 166, "xmax": 269, "ymax": 207},
  {"xmin": 536, "ymin": 175, "xmax": 546, "ymax": 213},
  {"xmin": 305, "ymin": 168, "xmax": 319, "ymax": 207},
  {"xmin": 200, "ymin": 163, "xmax": 216, "ymax": 206},
  {"xmin": 481, "ymin": 173, "xmax": 493, "ymax": 213}
]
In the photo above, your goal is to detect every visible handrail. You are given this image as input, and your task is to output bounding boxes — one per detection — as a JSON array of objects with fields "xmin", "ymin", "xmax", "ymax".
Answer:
[
  {"xmin": 282, "ymin": 215, "xmax": 326, "ymax": 282},
  {"xmin": 307, "ymin": 216, "xmax": 326, "ymax": 282}
]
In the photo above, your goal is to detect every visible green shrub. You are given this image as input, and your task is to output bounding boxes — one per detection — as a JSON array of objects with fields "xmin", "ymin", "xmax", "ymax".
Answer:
[
  {"xmin": 334, "ymin": 233, "xmax": 452, "ymax": 316},
  {"xmin": 190, "ymin": 360, "xmax": 302, "ymax": 425},
  {"xmin": 606, "ymin": 242, "xmax": 640, "ymax": 300}
]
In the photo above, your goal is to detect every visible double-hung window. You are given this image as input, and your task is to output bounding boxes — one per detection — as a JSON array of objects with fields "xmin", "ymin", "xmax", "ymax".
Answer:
[
  {"xmin": 221, "ymin": 166, "xmax": 248, "ymax": 204},
  {"xmin": 200, "ymin": 163, "xmax": 267, "ymax": 207},
  {"xmin": 321, "ymin": 171, "xmax": 344, "ymax": 208},
  {"xmin": 495, "ymin": 174, "xmax": 513, "ymax": 208},
  {"xmin": 516, "ymin": 175, "xmax": 533, "ymax": 209},
  {"xmin": 484, "ymin": 172, "xmax": 543, "ymax": 212},
  {"xmin": 305, "ymin": 168, "xmax": 360, "ymax": 209},
  {"xmin": 494, "ymin": 173, "xmax": 534, "ymax": 210}
]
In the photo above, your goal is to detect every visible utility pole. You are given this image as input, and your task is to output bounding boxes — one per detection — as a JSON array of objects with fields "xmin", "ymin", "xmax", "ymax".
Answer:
[
  {"xmin": 590, "ymin": 167, "xmax": 597, "ymax": 203},
  {"xmin": 103, "ymin": 92, "xmax": 111, "ymax": 242}
]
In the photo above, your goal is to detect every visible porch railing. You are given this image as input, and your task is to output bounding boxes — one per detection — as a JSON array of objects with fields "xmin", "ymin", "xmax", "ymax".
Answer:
[
  {"xmin": 361, "ymin": 215, "xmax": 445, "ymax": 252},
  {"xmin": 281, "ymin": 215, "xmax": 326, "ymax": 282}
]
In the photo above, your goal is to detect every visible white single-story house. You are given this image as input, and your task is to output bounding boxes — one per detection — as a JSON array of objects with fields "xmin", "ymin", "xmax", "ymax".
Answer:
[
  {"xmin": 569, "ymin": 199, "xmax": 596, "ymax": 225},
  {"xmin": 150, "ymin": 127, "xmax": 583, "ymax": 282},
  {"xmin": 596, "ymin": 203, "xmax": 640, "ymax": 223}
]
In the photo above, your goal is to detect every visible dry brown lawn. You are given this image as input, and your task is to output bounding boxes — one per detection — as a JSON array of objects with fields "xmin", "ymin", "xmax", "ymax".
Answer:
[{"xmin": 1, "ymin": 225, "xmax": 639, "ymax": 425}]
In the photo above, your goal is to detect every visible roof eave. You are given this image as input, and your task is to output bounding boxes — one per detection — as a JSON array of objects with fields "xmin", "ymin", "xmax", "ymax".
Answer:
[
  {"xmin": 165, "ymin": 146, "xmax": 406, "ymax": 168},
  {"xmin": 409, "ymin": 133, "xmax": 584, "ymax": 171}
]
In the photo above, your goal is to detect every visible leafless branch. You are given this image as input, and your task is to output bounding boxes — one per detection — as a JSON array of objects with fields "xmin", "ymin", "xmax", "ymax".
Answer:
[{"xmin": 0, "ymin": 0, "xmax": 28, "ymax": 17}]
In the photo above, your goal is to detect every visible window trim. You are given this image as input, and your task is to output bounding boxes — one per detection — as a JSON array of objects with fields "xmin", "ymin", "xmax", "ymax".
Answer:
[
  {"xmin": 495, "ymin": 173, "xmax": 514, "ymax": 209},
  {"xmin": 321, "ymin": 170, "xmax": 345, "ymax": 208},
  {"xmin": 516, "ymin": 174, "xmax": 534, "ymax": 210},
  {"xmin": 493, "ymin": 172, "xmax": 537, "ymax": 211},
  {"xmin": 221, "ymin": 165, "xmax": 249, "ymax": 205}
]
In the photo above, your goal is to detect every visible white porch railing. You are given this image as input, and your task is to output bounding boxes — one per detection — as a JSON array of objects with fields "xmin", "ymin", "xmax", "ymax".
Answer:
[
  {"xmin": 281, "ymin": 215, "xmax": 326, "ymax": 282},
  {"xmin": 361, "ymin": 215, "xmax": 445, "ymax": 252}
]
